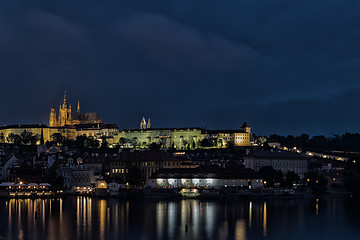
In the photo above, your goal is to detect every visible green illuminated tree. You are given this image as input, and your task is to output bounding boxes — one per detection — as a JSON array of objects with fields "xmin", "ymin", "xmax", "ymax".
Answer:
[
  {"xmin": 118, "ymin": 137, "xmax": 126, "ymax": 147},
  {"xmin": 0, "ymin": 133, "xmax": 4, "ymax": 143}
]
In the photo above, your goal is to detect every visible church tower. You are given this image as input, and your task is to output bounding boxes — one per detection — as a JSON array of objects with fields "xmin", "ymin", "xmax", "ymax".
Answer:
[
  {"xmin": 146, "ymin": 118, "xmax": 151, "ymax": 129},
  {"xmin": 49, "ymin": 101, "xmax": 58, "ymax": 127},
  {"xmin": 140, "ymin": 117, "xmax": 147, "ymax": 129},
  {"xmin": 240, "ymin": 121, "xmax": 251, "ymax": 133},
  {"xmin": 58, "ymin": 90, "xmax": 72, "ymax": 126}
]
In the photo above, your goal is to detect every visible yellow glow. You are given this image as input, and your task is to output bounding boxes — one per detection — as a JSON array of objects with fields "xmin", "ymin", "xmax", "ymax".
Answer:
[{"xmin": 263, "ymin": 202, "xmax": 267, "ymax": 237}]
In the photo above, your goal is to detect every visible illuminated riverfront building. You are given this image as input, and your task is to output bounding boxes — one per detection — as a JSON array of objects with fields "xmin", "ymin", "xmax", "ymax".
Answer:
[
  {"xmin": 148, "ymin": 165, "xmax": 264, "ymax": 189},
  {"xmin": 244, "ymin": 150, "xmax": 308, "ymax": 177}
]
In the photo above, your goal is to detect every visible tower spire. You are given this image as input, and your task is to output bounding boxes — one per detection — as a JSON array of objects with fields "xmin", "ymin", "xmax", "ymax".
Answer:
[
  {"xmin": 40, "ymin": 128, "xmax": 44, "ymax": 145},
  {"xmin": 147, "ymin": 117, "xmax": 151, "ymax": 129},
  {"xmin": 77, "ymin": 100, "xmax": 80, "ymax": 113},
  {"xmin": 140, "ymin": 117, "xmax": 147, "ymax": 129},
  {"xmin": 63, "ymin": 90, "xmax": 68, "ymax": 107}
]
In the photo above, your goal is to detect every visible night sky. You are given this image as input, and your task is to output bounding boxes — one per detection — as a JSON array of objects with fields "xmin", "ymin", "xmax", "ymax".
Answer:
[{"xmin": 1, "ymin": 0, "xmax": 360, "ymax": 136}]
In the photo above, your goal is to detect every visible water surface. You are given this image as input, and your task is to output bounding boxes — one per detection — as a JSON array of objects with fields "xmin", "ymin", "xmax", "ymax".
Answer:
[{"xmin": 0, "ymin": 196, "xmax": 359, "ymax": 240}]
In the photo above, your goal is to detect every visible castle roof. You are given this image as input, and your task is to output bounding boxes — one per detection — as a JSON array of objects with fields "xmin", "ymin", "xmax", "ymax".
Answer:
[
  {"xmin": 241, "ymin": 121, "xmax": 250, "ymax": 128},
  {"xmin": 207, "ymin": 129, "xmax": 248, "ymax": 134},
  {"xmin": 0, "ymin": 124, "xmax": 48, "ymax": 130},
  {"xmin": 245, "ymin": 150, "xmax": 306, "ymax": 159},
  {"xmin": 74, "ymin": 123, "xmax": 119, "ymax": 130},
  {"xmin": 72, "ymin": 112, "xmax": 101, "ymax": 121},
  {"xmin": 150, "ymin": 165, "xmax": 261, "ymax": 179}
]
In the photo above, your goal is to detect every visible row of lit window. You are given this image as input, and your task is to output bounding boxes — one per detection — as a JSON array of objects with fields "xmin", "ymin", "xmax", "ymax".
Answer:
[{"xmin": 112, "ymin": 168, "xmax": 128, "ymax": 174}]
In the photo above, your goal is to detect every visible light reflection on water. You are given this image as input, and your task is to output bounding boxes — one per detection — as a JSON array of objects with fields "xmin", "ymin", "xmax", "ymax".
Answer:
[{"xmin": 0, "ymin": 197, "xmax": 359, "ymax": 240}]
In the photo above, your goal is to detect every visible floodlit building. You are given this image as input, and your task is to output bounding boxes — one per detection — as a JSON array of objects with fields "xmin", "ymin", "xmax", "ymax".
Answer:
[
  {"xmin": 244, "ymin": 150, "xmax": 308, "ymax": 177},
  {"xmin": 148, "ymin": 165, "xmax": 264, "ymax": 189}
]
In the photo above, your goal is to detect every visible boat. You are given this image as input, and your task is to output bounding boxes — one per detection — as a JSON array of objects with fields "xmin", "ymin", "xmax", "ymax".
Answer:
[{"xmin": 179, "ymin": 188, "xmax": 201, "ymax": 198}]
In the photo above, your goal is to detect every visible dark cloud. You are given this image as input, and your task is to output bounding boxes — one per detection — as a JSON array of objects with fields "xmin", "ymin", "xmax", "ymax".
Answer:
[{"xmin": 0, "ymin": 0, "xmax": 359, "ymax": 136}]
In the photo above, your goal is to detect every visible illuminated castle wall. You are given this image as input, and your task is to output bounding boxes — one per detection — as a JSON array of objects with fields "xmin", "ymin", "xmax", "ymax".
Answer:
[{"xmin": 115, "ymin": 120, "xmax": 251, "ymax": 149}]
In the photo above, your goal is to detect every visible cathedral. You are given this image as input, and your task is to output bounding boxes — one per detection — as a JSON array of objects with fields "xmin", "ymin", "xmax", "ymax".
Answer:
[{"xmin": 49, "ymin": 91, "xmax": 102, "ymax": 127}]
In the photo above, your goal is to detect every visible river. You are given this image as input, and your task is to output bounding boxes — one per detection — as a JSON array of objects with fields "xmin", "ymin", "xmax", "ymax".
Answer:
[{"xmin": 0, "ymin": 196, "xmax": 359, "ymax": 240}]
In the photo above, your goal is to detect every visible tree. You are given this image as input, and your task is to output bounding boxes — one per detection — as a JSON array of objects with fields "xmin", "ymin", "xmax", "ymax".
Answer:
[
  {"xmin": 100, "ymin": 136, "xmax": 109, "ymax": 149},
  {"xmin": 226, "ymin": 141, "xmax": 235, "ymax": 150},
  {"xmin": 20, "ymin": 130, "xmax": 33, "ymax": 145},
  {"xmin": 118, "ymin": 137, "xmax": 126, "ymax": 147},
  {"xmin": 343, "ymin": 161, "xmax": 360, "ymax": 190},
  {"xmin": 84, "ymin": 136, "xmax": 100, "ymax": 148},
  {"xmin": 7, "ymin": 133, "xmax": 21, "ymax": 145},
  {"xmin": 51, "ymin": 133, "xmax": 64, "ymax": 145},
  {"xmin": 126, "ymin": 166, "xmax": 144, "ymax": 186},
  {"xmin": 258, "ymin": 136, "xmax": 267, "ymax": 146},
  {"xmin": 182, "ymin": 140, "xmax": 189, "ymax": 150},
  {"xmin": 149, "ymin": 142, "xmax": 161, "ymax": 150},
  {"xmin": 0, "ymin": 133, "xmax": 4, "ymax": 143},
  {"xmin": 259, "ymin": 166, "xmax": 284, "ymax": 188},
  {"xmin": 305, "ymin": 171, "xmax": 328, "ymax": 195},
  {"xmin": 284, "ymin": 171, "xmax": 300, "ymax": 187},
  {"xmin": 30, "ymin": 134, "xmax": 40, "ymax": 145},
  {"xmin": 200, "ymin": 138, "xmax": 216, "ymax": 148}
]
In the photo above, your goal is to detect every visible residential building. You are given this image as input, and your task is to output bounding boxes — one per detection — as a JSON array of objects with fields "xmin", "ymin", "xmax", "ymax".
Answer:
[{"xmin": 244, "ymin": 150, "xmax": 308, "ymax": 177}]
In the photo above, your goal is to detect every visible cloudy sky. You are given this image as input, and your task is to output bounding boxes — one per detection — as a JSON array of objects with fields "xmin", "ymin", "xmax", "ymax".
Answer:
[{"xmin": 0, "ymin": 0, "xmax": 360, "ymax": 136}]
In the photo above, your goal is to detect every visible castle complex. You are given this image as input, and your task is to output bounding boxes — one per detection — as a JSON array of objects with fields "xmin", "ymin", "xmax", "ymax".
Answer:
[
  {"xmin": 49, "ymin": 91, "xmax": 102, "ymax": 127},
  {"xmin": 0, "ymin": 92, "xmax": 252, "ymax": 148}
]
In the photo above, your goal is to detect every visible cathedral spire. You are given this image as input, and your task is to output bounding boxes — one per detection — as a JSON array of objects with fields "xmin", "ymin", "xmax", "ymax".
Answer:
[
  {"xmin": 40, "ymin": 128, "xmax": 44, "ymax": 145},
  {"xmin": 63, "ymin": 90, "xmax": 68, "ymax": 107},
  {"xmin": 77, "ymin": 100, "xmax": 80, "ymax": 113},
  {"xmin": 147, "ymin": 117, "xmax": 151, "ymax": 129},
  {"xmin": 140, "ymin": 117, "xmax": 147, "ymax": 129}
]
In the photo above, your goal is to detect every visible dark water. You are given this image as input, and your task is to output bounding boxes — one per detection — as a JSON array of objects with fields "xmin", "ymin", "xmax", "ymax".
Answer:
[{"xmin": 0, "ymin": 196, "xmax": 359, "ymax": 240}]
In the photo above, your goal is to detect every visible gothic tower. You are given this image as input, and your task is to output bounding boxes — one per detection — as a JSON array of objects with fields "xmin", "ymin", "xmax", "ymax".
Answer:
[
  {"xmin": 240, "ymin": 121, "xmax": 251, "ymax": 133},
  {"xmin": 140, "ymin": 117, "xmax": 147, "ymax": 129},
  {"xmin": 58, "ymin": 90, "xmax": 72, "ymax": 126},
  {"xmin": 147, "ymin": 118, "xmax": 151, "ymax": 129},
  {"xmin": 49, "ymin": 101, "xmax": 58, "ymax": 127}
]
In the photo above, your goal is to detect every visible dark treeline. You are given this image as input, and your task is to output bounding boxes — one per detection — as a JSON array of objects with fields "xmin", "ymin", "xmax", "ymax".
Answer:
[{"xmin": 266, "ymin": 133, "xmax": 360, "ymax": 152}]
